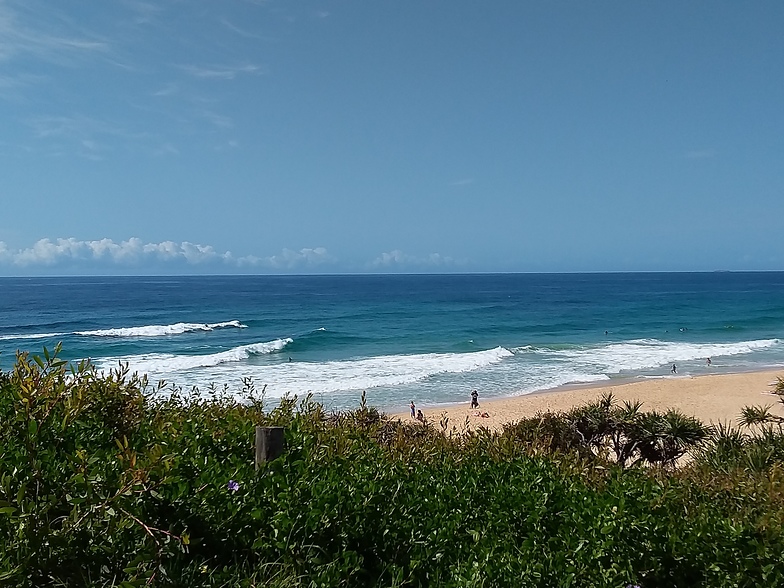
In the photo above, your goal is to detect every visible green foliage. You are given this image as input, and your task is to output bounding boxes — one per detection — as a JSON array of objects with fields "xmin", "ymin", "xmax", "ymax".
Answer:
[
  {"xmin": 1, "ymin": 348, "xmax": 784, "ymax": 586},
  {"xmin": 738, "ymin": 378, "xmax": 784, "ymax": 428},
  {"xmin": 504, "ymin": 393, "xmax": 709, "ymax": 468},
  {"xmin": 773, "ymin": 377, "xmax": 784, "ymax": 396},
  {"xmin": 696, "ymin": 421, "xmax": 784, "ymax": 475}
]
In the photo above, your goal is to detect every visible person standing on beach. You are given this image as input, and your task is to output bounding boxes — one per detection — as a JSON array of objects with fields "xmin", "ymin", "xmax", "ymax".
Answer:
[
  {"xmin": 410, "ymin": 400, "xmax": 416, "ymax": 418},
  {"xmin": 470, "ymin": 389, "xmax": 479, "ymax": 409}
]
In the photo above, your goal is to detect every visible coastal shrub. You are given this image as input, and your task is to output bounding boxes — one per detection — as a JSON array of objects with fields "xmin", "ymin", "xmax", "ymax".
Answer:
[
  {"xmin": 502, "ymin": 394, "xmax": 709, "ymax": 468},
  {"xmin": 736, "ymin": 377, "xmax": 784, "ymax": 429},
  {"xmin": 1, "ymin": 348, "xmax": 784, "ymax": 587},
  {"xmin": 695, "ymin": 422, "xmax": 784, "ymax": 474}
]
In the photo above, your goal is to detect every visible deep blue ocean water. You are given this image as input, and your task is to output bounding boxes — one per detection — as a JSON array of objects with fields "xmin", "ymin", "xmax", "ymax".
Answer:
[{"xmin": 1, "ymin": 273, "xmax": 783, "ymax": 411}]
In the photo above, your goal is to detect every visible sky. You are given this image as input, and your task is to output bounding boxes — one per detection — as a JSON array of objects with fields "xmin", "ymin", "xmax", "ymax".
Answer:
[{"xmin": 1, "ymin": 1, "xmax": 782, "ymax": 275}]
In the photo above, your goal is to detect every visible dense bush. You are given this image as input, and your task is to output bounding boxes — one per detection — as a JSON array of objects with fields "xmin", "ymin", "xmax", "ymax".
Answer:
[
  {"xmin": 502, "ymin": 393, "xmax": 709, "ymax": 468},
  {"xmin": 1, "ymin": 348, "xmax": 784, "ymax": 587}
]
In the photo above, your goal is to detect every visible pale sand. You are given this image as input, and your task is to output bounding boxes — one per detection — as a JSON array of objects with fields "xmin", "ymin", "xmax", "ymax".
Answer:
[{"xmin": 392, "ymin": 370, "xmax": 784, "ymax": 432}]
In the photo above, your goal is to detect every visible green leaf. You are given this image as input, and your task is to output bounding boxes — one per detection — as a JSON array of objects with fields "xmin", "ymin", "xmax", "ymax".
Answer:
[{"xmin": 0, "ymin": 566, "xmax": 21, "ymax": 582}]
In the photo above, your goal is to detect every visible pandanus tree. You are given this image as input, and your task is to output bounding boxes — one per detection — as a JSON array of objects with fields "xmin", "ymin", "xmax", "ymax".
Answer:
[
  {"xmin": 507, "ymin": 393, "xmax": 709, "ymax": 468},
  {"xmin": 634, "ymin": 409, "xmax": 709, "ymax": 467},
  {"xmin": 739, "ymin": 377, "xmax": 784, "ymax": 428}
]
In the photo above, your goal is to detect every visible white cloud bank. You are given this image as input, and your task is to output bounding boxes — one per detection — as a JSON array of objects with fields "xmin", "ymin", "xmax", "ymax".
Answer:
[
  {"xmin": 0, "ymin": 239, "xmax": 458, "ymax": 274},
  {"xmin": 0, "ymin": 237, "xmax": 230, "ymax": 266},
  {"xmin": 238, "ymin": 247, "xmax": 334, "ymax": 269},
  {"xmin": 371, "ymin": 250, "xmax": 454, "ymax": 269},
  {"xmin": 0, "ymin": 238, "xmax": 335, "ymax": 270}
]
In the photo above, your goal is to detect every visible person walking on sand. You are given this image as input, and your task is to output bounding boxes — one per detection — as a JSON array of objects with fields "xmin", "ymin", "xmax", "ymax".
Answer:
[
  {"xmin": 671, "ymin": 363, "xmax": 677, "ymax": 374},
  {"xmin": 410, "ymin": 400, "xmax": 416, "ymax": 418},
  {"xmin": 470, "ymin": 389, "xmax": 479, "ymax": 409}
]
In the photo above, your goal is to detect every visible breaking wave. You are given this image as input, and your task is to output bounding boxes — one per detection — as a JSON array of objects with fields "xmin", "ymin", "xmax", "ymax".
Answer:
[
  {"xmin": 1, "ymin": 320, "xmax": 248, "ymax": 341},
  {"xmin": 97, "ymin": 345, "xmax": 513, "ymax": 397},
  {"xmin": 76, "ymin": 320, "xmax": 247, "ymax": 337},
  {"xmin": 0, "ymin": 332, "xmax": 64, "ymax": 341},
  {"xmin": 96, "ymin": 338, "xmax": 293, "ymax": 374},
  {"xmin": 511, "ymin": 338, "xmax": 780, "ymax": 374}
]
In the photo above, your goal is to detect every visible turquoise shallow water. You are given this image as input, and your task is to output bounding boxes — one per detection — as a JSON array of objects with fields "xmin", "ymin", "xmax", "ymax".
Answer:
[{"xmin": 1, "ymin": 273, "xmax": 783, "ymax": 411}]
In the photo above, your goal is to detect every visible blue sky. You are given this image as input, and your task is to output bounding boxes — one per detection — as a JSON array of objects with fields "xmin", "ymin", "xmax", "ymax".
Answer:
[{"xmin": 1, "ymin": 1, "xmax": 782, "ymax": 275}]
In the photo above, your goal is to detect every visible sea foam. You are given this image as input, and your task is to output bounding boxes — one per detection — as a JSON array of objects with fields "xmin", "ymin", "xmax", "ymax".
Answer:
[
  {"xmin": 0, "ymin": 320, "xmax": 247, "ymax": 341},
  {"xmin": 513, "ymin": 338, "xmax": 780, "ymax": 374},
  {"xmin": 99, "ymin": 345, "xmax": 513, "ymax": 397},
  {"xmin": 97, "ymin": 338, "xmax": 292, "ymax": 375},
  {"xmin": 75, "ymin": 320, "xmax": 247, "ymax": 337},
  {"xmin": 0, "ymin": 332, "xmax": 65, "ymax": 341}
]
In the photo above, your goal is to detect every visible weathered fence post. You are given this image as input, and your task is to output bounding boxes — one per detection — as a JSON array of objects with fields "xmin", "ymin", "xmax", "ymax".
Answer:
[{"xmin": 255, "ymin": 426, "xmax": 285, "ymax": 470}]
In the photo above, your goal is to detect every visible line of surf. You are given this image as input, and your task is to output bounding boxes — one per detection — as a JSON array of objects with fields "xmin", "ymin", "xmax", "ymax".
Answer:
[
  {"xmin": 98, "ymin": 345, "xmax": 514, "ymax": 395},
  {"xmin": 0, "ymin": 332, "xmax": 65, "ymax": 341},
  {"xmin": 0, "ymin": 320, "xmax": 248, "ymax": 341},
  {"xmin": 76, "ymin": 320, "xmax": 248, "ymax": 337},
  {"xmin": 511, "ymin": 338, "xmax": 781, "ymax": 373},
  {"xmin": 96, "ymin": 338, "xmax": 293, "ymax": 374}
]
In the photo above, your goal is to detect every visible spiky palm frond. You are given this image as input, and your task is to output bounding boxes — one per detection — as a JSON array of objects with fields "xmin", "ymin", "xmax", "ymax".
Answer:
[{"xmin": 738, "ymin": 404, "xmax": 783, "ymax": 428}]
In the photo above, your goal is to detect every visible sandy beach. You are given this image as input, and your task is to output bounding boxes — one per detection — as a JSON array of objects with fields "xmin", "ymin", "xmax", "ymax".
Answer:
[{"xmin": 394, "ymin": 370, "xmax": 784, "ymax": 431}]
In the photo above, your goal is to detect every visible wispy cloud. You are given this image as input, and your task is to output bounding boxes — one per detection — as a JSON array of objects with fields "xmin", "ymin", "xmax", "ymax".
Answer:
[
  {"xmin": 371, "ymin": 250, "xmax": 454, "ymax": 269},
  {"xmin": 194, "ymin": 108, "xmax": 234, "ymax": 129},
  {"xmin": 152, "ymin": 82, "xmax": 178, "ymax": 97},
  {"xmin": 24, "ymin": 114, "xmax": 151, "ymax": 158},
  {"xmin": 449, "ymin": 178, "xmax": 473, "ymax": 186},
  {"xmin": 0, "ymin": 72, "xmax": 47, "ymax": 100},
  {"xmin": 28, "ymin": 114, "xmax": 122, "ymax": 138},
  {"xmin": 0, "ymin": 2, "xmax": 109, "ymax": 64},
  {"xmin": 78, "ymin": 139, "xmax": 109, "ymax": 161},
  {"xmin": 181, "ymin": 63, "xmax": 261, "ymax": 80},
  {"xmin": 122, "ymin": 0, "xmax": 163, "ymax": 25},
  {"xmin": 238, "ymin": 248, "xmax": 335, "ymax": 269},
  {"xmin": 220, "ymin": 17, "xmax": 263, "ymax": 39}
]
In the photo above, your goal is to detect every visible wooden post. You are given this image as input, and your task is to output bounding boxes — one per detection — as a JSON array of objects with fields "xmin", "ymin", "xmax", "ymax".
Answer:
[{"xmin": 255, "ymin": 426, "xmax": 285, "ymax": 470}]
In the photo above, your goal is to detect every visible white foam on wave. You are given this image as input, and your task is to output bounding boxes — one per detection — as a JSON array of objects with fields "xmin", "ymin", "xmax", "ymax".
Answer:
[
  {"xmin": 451, "ymin": 357, "xmax": 611, "ymax": 401},
  {"xmin": 0, "ymin": 332, "xmax": 65, "ymax": 341},
  {"xmin": 102, "ymin": 345, "xmax": 513, "ymax": 397},
  {"xmin": 76, "ymin": 320, "xmax": 247, "ymax": 338},
  {"xmin": 512, "ymin": 338, "xmax": 781, "ymax": 374},
  {"xmin": 516, "ymin": 370, "xmax": 610, "ymax": 394},
  {"xmin": 96, "ymin": 338, "xmax": 292, "ymax": 374}
]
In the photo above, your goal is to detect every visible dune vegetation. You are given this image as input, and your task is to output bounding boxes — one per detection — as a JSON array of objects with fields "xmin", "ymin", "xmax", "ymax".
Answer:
[{"xmin": 1, "ymin": 347, "xmax": 784, "ymax": 587}]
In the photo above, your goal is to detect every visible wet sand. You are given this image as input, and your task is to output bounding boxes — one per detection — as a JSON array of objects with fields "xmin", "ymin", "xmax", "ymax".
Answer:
[{"xmin": 392, "ymin": 370, "xmax": 784, "ymax": 431}]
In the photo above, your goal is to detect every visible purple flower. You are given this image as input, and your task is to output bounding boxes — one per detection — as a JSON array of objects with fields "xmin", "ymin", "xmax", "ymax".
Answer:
[
  {"xmin": 626, "ymin": 584, "xmax": 641, "ymax": 588},
  {"xmin": 227, "ymin": 480, "xmax": 240, "ymax": 492}
]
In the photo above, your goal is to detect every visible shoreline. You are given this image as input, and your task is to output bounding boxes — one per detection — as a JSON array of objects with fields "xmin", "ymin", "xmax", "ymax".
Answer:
[{"xmin": 390, "ymin": 368, "xmax": 784, "ymax": 431}]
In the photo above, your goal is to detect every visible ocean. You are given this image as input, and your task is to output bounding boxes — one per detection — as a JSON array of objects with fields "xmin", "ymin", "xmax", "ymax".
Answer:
[{"xmin": 1, "ymin": 273, "xmax": 783, "ymax": 412}]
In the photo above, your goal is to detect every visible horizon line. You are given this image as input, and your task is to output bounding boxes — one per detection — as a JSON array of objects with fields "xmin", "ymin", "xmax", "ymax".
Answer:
[{"xmin": 0, "ymin": 269, "xmax": 780, "ymax": 279}]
